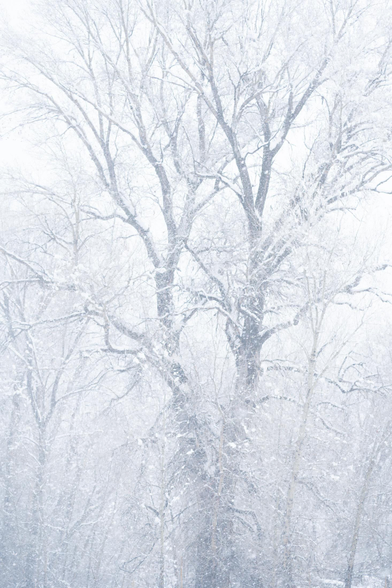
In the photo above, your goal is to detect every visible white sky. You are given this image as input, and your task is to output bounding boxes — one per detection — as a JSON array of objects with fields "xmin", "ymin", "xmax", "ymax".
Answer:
[{"xmin": 0, "ymin": 0, "xmax": 30, "ymax": 25}]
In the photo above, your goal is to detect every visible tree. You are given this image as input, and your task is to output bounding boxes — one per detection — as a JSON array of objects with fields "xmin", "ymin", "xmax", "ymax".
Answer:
[{"xmin": 1, "ymin": 0, "xmax": 392, "ymax": 586}]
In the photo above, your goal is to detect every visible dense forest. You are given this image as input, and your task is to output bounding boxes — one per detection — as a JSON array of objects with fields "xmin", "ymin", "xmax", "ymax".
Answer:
[{"xmin": 1, "ymin": 0, "xmax": 392, "ymax": 586}]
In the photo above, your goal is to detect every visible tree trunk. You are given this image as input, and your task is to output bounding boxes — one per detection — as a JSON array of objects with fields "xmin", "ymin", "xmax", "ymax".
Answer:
[{"xmin": 344, "ymin": 448, "xmax": 377, "ymax": 588}]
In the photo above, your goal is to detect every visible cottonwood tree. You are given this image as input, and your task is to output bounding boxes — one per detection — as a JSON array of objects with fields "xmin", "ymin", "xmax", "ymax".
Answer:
[{"xmin": 1, "ymin": 0, "xmax": 392, "ymax": 586}]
